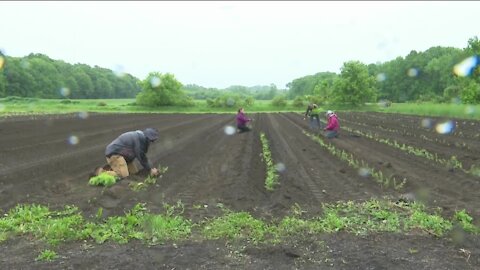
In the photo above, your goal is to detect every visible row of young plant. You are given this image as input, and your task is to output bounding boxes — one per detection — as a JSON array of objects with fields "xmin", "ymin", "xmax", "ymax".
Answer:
[
  {"xmin": 341, "ymin": 117, "xmax": 470, "ymax": 151},
  {"xmin": 88, "ymin": 165, "xmax": 169, "ymax": 191},
  {"xmin": 1, "ymin": 199, "xmax": 478, "ymax": 261},
  {"xmin": 340, "ymin": 125, "xmax": 480, "ymax": 177},
  {"xmin": 259, "ymin": 132, "xmax": 280, "ymax": 191},
  {"xmin": 303, "ymin": 131, "xmax": 406, "ymax": 190},
  {"xmin": 348, "ymin": 114, "xmax": 479, "ymax": 140}
]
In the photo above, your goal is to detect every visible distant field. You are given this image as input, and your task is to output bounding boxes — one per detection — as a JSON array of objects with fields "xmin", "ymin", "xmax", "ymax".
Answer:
[{"xmin": 0, "ymin": 97, "xmax": 479, "ymax": 119}]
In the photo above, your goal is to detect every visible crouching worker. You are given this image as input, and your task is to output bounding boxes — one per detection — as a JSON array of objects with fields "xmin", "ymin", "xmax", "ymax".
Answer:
[
  {"xmin": 324, "ymin": 110, "xmax": 340, "ymax": 138},
  {"xmin": 236, "ymin": 107, "xmax": 252, "ymax": 133},
  {"xmin": 101, "ymin": 128, "xmax": 160, "ymax": 179}
]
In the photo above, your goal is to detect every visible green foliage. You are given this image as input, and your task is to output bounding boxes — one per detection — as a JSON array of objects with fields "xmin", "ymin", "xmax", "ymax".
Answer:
[
  {"xmin": 460, "ymin": 79, "xmax": 480, "ymax": 104},
  {"xmin": 206, "ymin": 93, "xmax": 253, "ymax": 108},
  {"xmin": 0, "ymin": 204, "xmax": 86, "ymax": 245},
  {"xmin": 454, "ymin": 210, "xmax": 479, "ymax": 234},
  {"xmin": 292, "ymin": 96, "xmax": 306, "ymax": 107},
  {"xmin": 136, "ymin": 72, "xmax": 193, "ymax": 107},
  {"xmin": 271, "ymin": 95, "xmax": 287, "ymax": 107},
  {"xmin": 404, "ymin": 204, "xmax": 452, "ymax": 236},
  {"xmin": 333, "ymin": 61, "xmax": 378, "ymax": 105},
  {"xmin": 88, "ymin": 173, "xmax": 117, "ymax": 187},
  {"xmin": 36, "ymin": 249, "xmax": 58, "ymax": 262},
  {"xmin": 1, "ymin": 53, "xmax": 141, "ymax": 99},
  {"xmin": 0, "ymin": 199, "xmax": 477, "ymax": 249},
  {"xmin": 287, "ymin": 72, "xmax": 337, "ymax": 99},
  {"xmin": 84, "ymin": 203, "xmax": 147, "ymax": 244},
  {"xmin": 141, "ymin": 201, "xmax": 192, "ymax": 244},
  {"xmin": 202, "ymin": 211, "xmax": 269, "ymax": 243}
]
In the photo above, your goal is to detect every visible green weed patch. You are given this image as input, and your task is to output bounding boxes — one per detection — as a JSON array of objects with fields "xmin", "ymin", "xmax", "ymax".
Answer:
[{"xmin": 0, "ymin": 199, "xmax": 477, "ymax": 260}]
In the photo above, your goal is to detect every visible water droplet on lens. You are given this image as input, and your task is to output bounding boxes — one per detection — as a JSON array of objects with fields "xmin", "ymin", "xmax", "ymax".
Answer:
[
  {"xmin": 358, "ymin": 167, "xmax": 370, "ymax": 177},
  {"xmin": 376, "ymin": 73, "xmax": 386, "ymax": 82},
  {"xmin": 78, "ymin": 111, "xmax": 89, "ymax": 119},
  {"xmin": 453, "ymin": 56, "xmax": 478, "ymax": 77},
  {"xmin": 407, "ymin": 68, "xmax": 418, "ymax": 77},
  {"xmin": 60, "ymin": 87, "xmax": 70, "ymax": 97},
  {"xmin": 435, "ymin": 121, "xmax": 455, "ymax": 134},
  {"xmin": 224, "ymin": 125, "xmax": 236, "ymax": 135},
  {"xmin": 150, "ymin": 76, "xmax": 161, "ymax": 88},
  {"xmin": 275, "ymin": 163, "xmax": 286, "ymax": 172},
  {"xmin": 421, "ymin": 118, "xmax": 433, "ymax": 129},
  {"xmin": 68, "ymin": 135, "xmax": 79, "ymax": 145}
]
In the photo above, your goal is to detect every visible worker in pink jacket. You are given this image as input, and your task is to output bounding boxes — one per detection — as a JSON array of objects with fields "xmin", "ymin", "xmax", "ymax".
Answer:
[{"xmin": 324, "ymin": 110, "xmax": 339, "ymax": 138}]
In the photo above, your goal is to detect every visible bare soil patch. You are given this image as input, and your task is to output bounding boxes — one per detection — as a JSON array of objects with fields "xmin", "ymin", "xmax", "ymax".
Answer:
[{"xmin": 0, "ymin": 112, "xmax": 478, "ymax": 269}]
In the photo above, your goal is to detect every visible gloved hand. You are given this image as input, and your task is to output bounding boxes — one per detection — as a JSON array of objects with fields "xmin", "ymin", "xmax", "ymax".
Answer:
[{"xmin": 150, "ymin": 168, "xmax": 159, "ymax": 177}]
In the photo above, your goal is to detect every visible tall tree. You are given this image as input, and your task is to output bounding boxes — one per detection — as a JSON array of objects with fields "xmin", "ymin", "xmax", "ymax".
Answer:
[
  {"xmin": 136, "ymin": 72, "xmax": 192, "ymax": 107},
  {"xmin": 333, "ymin": 61, "xmax": 377, "ymax": 105}
]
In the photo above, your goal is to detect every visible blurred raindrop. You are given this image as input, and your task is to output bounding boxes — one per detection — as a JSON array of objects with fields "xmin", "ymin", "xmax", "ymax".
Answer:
[
  {"xmin": 60, "ymin": 87, "xmax": 70, "ymax": 97},
  {"xmin": 113, "ymin": 65, "xmax": 126, "ymax": 77},
  {"xmin": 224, "ymin": 125, "xmax": 236, "ymax": 135},
  {"xmin": 421, "ymin": 118, "xmax": 433, "ymax": 129},
  {"xmin": 20, "ymin": 59, "xmax": 30, "ymax": 69},
  {"xmin": 0, "ymin": 55, "xmax": 4, "ymax": 69},
  {"xmin": 465, "ymin": 105, "xmax": 475, "ymax": 115},
  {"xmin": 451, "ymin": 227, "xmax": 466, "ymax": 245},
  {"xmin": 358, "ymin": 167, "xmax": 370, "ymax": 177},
  {"xmin": 453, "ymin": 56, "xmax": 478, "ymax": 77},
  {"xmin": 451, "ymin": 97, "xmax": 461, "ymax": 104},
  {"xmin": 376, "ymin": 73, "xmax": 387, "ymax": 82},
  {"xmin": 226, "ymin": 98, "xmax": 235, "ymax": 107},
  {"xmin": 68, "ymin": 135, "xmax": 79, "ymax": 145},
  {"xmin": 415, "ymin": 188, "xmax": 430, "ymax": 203},
  {"xmin": 275, "ymin": 163, "xmax": 286, "ymax": 173},
  {"xmin": 407, "ymin": 68, "xmax": 418, "ymax": 77},
  {"xmin": 435, "ymin": 120, "xmax": 455, "ymax": 134},
  {"xmin": 44, "ymin": 118, "xmax": 54, "ymax": 127},
  {"xmin": 78, "ymin": 111, "xmax": 89, "ymax": 119},
  {"xmin": 378, "ymin": 99, "xmax": 391, "ymax": 108},
  {"xmin": 162, "ymin": 137, "xmax": 174, "ymax": 150},
  {"xmin": 221, "ymin": 163, "xmax": 228, "ymax": 173},
  {"xmin": 470, "ymin": 166, "xmax": 480, "ymax": 177},
  {"xmin": 150, "ymin": 76, "xmax": 161, "ymax": 88}
]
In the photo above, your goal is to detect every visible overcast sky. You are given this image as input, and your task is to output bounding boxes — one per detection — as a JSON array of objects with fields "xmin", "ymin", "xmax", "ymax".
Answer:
[{"xmin": 1, "ymin": 1, "xmax": 479, "ymax": 89}]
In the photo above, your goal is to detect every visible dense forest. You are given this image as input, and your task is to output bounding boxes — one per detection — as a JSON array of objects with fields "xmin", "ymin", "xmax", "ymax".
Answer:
[
  {"xmin": 0, "ymin": 53, "xmax": 141, "ymax": 99},
  {"xmin": 0, "ymin": 36, "xmax": 478, "ymax": 104}
]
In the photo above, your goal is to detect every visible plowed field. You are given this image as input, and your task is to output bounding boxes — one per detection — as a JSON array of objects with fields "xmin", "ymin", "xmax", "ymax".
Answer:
[{"xmin": 0, "ymin": 112, "xmax": 479, "ymax": 269}]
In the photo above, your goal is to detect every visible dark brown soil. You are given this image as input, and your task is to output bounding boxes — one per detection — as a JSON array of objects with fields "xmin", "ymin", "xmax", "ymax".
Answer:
[{"xmin": 0, "ymin": 112, "xmax": 478, "ymax": 269}]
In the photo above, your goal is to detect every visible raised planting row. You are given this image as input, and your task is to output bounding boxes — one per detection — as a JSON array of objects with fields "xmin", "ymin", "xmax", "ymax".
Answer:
[
  {"xmin": 340, "ymin": 125, "xmax": 480, "ymax": 178},
  {"xmin": 340, "ymin": 112, "xmax": 480, "ymax": 170},
  {"xmin": 303, "ymin": 131, "xmax": 407, "ymax": 190},
  {"xmin": 1, "ymin": 199, "xmax": 478, "ymax": 261},
  {"xmin": 259, "ymin": 132, "xmax": 280, "ymax": 191}
]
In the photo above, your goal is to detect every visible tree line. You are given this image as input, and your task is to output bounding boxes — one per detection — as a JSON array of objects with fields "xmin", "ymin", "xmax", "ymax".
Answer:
[
  {"xmin": 287, "ymin": 36, "xmax": 480, "ymax": 105},
  {"xmin": 1, "ymin": 36, "xmax": 478, "ymax": 106},
  {"xmin": 0, "ymin": 53, "xmax": 141, "ymax": 99}
]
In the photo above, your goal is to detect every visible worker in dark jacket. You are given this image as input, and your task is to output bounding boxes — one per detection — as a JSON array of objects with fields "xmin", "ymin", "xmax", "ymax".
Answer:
[
  {"xmin": 304, "ymin": 103, "xmax": 321, "ymax": 132},
  {"xmin": 102, "ymin": 128, "xmax": 160, "ymax": 178}
]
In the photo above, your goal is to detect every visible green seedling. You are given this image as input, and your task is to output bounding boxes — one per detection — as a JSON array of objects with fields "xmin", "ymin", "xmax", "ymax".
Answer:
[
  {"xmin": 36, "ymin": 249, "xmax": 58, "ymax": 261},
  {"xmin": 89, "ymin": 173, "xmax": 117, "ymax": 187}
]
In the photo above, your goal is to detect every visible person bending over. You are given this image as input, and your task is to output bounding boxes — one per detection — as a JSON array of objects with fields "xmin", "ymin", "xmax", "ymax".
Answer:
[{"xmin": 99, "ymin": 128, "xmax": 160, "ymax": 178}]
